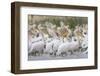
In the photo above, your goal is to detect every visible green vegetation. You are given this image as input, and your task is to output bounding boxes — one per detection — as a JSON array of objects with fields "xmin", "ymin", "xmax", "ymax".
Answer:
[{"xmin": 28, "ymin": 15, "xmax": 88, "ymax": 30}]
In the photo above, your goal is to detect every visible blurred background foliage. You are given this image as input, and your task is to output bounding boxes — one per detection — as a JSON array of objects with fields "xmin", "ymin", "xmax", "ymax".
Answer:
[{"xmin": 28, "ymin": 15, "xmax": 88, "ymax": 30}]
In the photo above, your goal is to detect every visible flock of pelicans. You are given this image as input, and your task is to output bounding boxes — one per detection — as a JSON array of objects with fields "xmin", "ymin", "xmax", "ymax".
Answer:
[{"xmin": 28, "ymin": 21, "xmax": 88, "ymax": 57}]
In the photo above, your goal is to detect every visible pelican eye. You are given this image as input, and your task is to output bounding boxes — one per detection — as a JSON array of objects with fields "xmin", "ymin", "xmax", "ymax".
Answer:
[
  {"xmin": 74, "ymin": 39, "xmax": 77, "ymax": 41},
  {"xmin": 84, "ymin": 32, "xmax": 87, "ymax": 35},
  {"xmin": 36, "ymin": 33, "xmax": 39, "ymax": 37}
]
